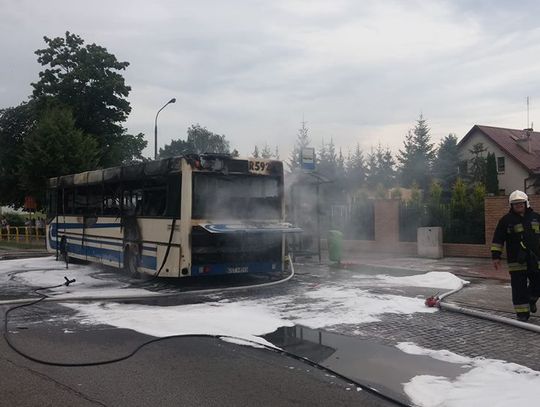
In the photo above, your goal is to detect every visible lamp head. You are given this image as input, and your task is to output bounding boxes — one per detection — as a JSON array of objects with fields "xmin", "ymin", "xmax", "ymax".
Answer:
[{"xmin": 169, "ymin": 98, "xmax": 177, "ymax": 104}]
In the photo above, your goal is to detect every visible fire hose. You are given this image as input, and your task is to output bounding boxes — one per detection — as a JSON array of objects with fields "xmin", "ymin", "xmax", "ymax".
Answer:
[{"xmin": 425, "ymin": 283, "xmax": 540, "ymax": 334}]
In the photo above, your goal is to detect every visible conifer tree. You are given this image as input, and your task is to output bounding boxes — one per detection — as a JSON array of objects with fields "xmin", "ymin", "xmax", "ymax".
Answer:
[
  {"xmin": 433, "ymin": 134, "xmax": 460, "ymax": 190},
  {"xmin": 346, "ymin": 143, "xmax": 367, "ymax": 188},
  {"xmin": 485, "ymin": 152, "xmax": 499, "ymax": 195},
  {"xmin": 468, "ymin": 142, "xmax": 487, "ymax": 185},
  {"xmin": 260, "ymin": 143, "xmax": 272, "ymax": 159},
  {"xmin": 274, "ymin": 145, "xmax": 280, "ymax": 159},
  {"xmin": 365, "ymin": 147, "xmax": 379, "ymax": 188},
  {"xmin": 288, "ymin": 120, "xmax": 311, "ymax": 170},
  {"xmin": 397, "ymin": 115, "xmax": 435, "ymax": 189}
]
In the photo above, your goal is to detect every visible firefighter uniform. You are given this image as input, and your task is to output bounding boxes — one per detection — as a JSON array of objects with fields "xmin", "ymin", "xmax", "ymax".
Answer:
[{"xmin": 491, "ymin": 206, "xmax": 540, "ymax": 320}]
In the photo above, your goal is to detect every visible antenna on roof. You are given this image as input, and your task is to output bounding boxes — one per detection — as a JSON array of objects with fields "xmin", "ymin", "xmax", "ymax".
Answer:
[{"xmin": 527, "ymin": 96, "xmax": 531, "ymax": 130}]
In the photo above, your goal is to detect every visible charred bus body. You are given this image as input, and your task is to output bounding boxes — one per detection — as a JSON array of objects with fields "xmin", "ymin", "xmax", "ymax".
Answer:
[{"xmin": 46, "ymin": 154, "xmax": 299, "ymax": 277}]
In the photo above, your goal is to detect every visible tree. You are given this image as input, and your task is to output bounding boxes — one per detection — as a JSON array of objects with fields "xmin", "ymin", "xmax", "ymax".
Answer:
[
  {"xmin": 426, "ymin": 181, "xmax": 445, "ymax": 225},
  {"xmin": 159, "ymin": 124, "xmax": 231, "ymax": 158},
  {"xmin": 317, "ymin": 138, "xmax": 337, "ymax": 179},
  {"xmin": 433, "ymin": 134, "xmax": 460, "ymax": 190},
  {"xmin": 18, "ymin": 106, "xmax": 99, "ymax": 205},
  {"xmin": 260, "ymin": 144, "xmax": 273, "ymax": 159},
  {"xmin": 288, "ymin": 120, "xmax": 311, "ymax": 170},
  {"xmin": 336, "ymin": 148, "xmax": 346, "ymax": 179},
  {"xmin": 365, "ymin": 144, "xmax": 395, "ymax": 188},
  {"xmin": 31, "ymin": 31, "xmax": 145, "ymax": 165},
  {"xmin": 468, "ymin": 142, "xmax": 487, "ymax": 184},
  {"xmin": 450, "ymin": 177, "xmax": 468, "ymax": 213},
  {"xmin": 365, "ymin": 148, "xmax": 378, "ymax": 188},
  {"xmin": 346, "ymin": 143, "xmax": 367, "ymax": 189},
  {"xmin": 274, "ymin": 146, "xmax": 280, "ymax": 159},
  {"xmin": 410, "ymin": 182, "xmax": 422, "ymax": 206},
  {"xmin": 379, "ymin": 145, "xmax": 396, "ymax": 188},
  {"xmin": 486, "ymin": 152, "xmax": 499, "ymax": 195},
  {"xmin": 397, "ymin": 115, "xmax": 436, "ymax": 189},
  {"xmin": 0, "ymin": 102, "xmax": 37, "ymax": 207},
  {"xmin": 252, "ymin": 145, "xmax": 260, "ymax": 158}
]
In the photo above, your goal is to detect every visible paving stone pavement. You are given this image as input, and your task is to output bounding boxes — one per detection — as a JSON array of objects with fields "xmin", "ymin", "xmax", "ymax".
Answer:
[
  {"xmin": 344, "ymin": 311, "xmax": 540, "ymax": 371},
  {"xmin": 261, "ymin": 258, "xmax": 540, "ymax": 372},
  {"xmin": 319, "ymin": 255, "xmax": 540, "ymax": 371}
]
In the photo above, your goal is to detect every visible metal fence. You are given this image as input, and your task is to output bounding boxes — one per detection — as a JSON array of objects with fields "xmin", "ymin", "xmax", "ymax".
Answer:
[
  {"xmin": 399, "ymin": 202, "xmax": 485, "ymax": 244},
  {"xmin": 329, "ymin": 201, "xmax": 375, "ymax": 241},
  {"xmin": 0, "ymin": 227, "xmax": 46, "ymax": 244}
]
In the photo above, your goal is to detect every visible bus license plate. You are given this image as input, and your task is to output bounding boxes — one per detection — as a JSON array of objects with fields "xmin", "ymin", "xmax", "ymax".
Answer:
[{"xmin": 227, "ymin": 266, "xmax": 249, "ymax": 274}]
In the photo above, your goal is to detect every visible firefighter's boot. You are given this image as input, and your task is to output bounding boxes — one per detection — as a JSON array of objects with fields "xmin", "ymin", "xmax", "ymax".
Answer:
[
  {"xmin": 530, "ymin": 302, "xmax": 538, "ymax": 314},
  {"xmin": 517, "ymin": 312, "xmax": 530, "ymax": 322}
]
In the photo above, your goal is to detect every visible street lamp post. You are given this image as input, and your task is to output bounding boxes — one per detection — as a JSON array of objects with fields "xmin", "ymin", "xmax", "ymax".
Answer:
[{"xmin": 154, "ymin": 98, "xmax": 176, "ymax": 160}]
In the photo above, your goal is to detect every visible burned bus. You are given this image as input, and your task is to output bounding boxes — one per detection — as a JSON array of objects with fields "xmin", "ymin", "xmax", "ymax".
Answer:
[{"xmin": 46, "ymin": 154, "xmax": 299, "ymax": 277}]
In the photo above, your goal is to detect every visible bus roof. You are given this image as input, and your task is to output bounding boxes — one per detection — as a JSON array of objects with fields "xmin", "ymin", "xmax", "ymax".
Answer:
[{"xmin": 48, "ymin": 154, "xmax": 282, "ymax": 188}]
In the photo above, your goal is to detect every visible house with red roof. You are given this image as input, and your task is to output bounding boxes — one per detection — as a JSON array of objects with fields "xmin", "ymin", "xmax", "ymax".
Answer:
[{"xmin": 458, "ymin": 125, "xmax": 540, "ymax": 195}]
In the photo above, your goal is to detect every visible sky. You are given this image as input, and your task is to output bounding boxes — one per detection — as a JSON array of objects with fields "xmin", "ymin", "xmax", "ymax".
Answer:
[{"xmin": 2, "ymin": 0, "xmax": 540, "ymax": 160}]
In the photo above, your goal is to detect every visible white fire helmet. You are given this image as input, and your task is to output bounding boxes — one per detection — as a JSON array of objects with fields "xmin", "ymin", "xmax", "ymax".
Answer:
[{"xmin": 509, "ymin": 190, "xmax": 529, "ymax": 207}]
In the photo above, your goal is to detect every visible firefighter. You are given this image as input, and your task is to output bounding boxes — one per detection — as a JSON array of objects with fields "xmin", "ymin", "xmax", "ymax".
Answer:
[{"xmin": 492, "ymin": 190, "xmax": 540, "ymax": 321}]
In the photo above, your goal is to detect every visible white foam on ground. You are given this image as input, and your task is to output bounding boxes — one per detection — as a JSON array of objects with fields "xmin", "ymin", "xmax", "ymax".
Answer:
[
  {"xmin": 397, "ymin": 342, "xmax": 540, "ymax": 407},
  {"xmin": 0, "ymin": 256, "xmax": 157, "ymax": 299},
  {"xmin": 354, "ymin": 271, "xmax": 468, "ymax": 290},
  {"xmin": 67, "ymin": 301, "xmax": 289, "ymax": 348},
  {"xmin": 64, "ymin": 284, "xmax": 437, "ymax": 349},
  {"xmin": 274, "ymin": 286, "xmax": 438, "ymax": 327}
]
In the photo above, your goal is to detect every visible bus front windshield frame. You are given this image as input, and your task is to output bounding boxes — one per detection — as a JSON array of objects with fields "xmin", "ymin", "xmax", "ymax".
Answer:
[{"xmin": 192, "ymin": 173, "xmax": 281, "ymax": 220}]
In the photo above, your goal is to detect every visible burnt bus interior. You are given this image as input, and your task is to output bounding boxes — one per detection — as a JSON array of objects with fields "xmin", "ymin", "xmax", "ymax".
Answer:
[{"xmin": 47, "ymin": 158, "xmax": 183, "ymax": 220}]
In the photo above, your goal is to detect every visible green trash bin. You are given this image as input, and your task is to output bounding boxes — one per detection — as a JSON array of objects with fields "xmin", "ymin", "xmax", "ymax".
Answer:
[{"xmin": 327, "ymin": 230, "xmax": 343, "ymax": 263}]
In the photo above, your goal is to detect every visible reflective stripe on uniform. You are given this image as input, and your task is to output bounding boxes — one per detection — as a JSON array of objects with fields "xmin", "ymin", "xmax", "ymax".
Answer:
[
  {"xmin": 514, "ymin": 304, "xmax": 530, "ymax": 313},
  {"xmin": 508, "ymin": 262, "xmax": 527, "ymax": 272},
  {"xmin": 491, "ymin": 243, "xmax": 503, "ymax": 252},
  {"xmin": 532, "ymin": 221, "xmax": 540, "ymax": 233},
  {"xmin": 514, "ymin": 224, "xmax": 525, "ymax": 233}
]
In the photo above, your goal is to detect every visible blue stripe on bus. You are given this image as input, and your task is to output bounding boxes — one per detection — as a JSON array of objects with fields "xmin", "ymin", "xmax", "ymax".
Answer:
[
  {"xmin": 53, "ymin": 222, "xmax": 120, "ymax": 229},
  {"xmin": 69, "ymin": 235, "xmax": 157, "ymax": 253},
  {"xmin": 65, "ymin": 241, "xmax": 157, "ymax": 270},
  {"xmin": 49, "ymin": 226, "xmax": 157, "ymax": 252},
  {"xmin": 191, "ymin": 261, "xmax": 282, "ymax": 276}
]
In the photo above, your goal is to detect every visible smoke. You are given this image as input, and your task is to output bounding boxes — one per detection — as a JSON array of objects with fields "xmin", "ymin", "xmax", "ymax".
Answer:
[
  {"xmin": 285, "ymin": 171, "xmax": 326, "ymax": 253},
  {"xmin": 192, "ymin": 173, "xmax": 281, "ymax": 221}
]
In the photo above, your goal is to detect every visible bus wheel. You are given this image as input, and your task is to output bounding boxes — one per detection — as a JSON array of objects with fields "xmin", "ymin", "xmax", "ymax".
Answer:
[{"xmin": 124, "ymin": 245, "xmax": 140, "ymax": 278}]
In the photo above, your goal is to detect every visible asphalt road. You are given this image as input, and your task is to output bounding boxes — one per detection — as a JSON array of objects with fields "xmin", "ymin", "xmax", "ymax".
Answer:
[
  {"xmin": 0, "ymin": 304, "xmax": 395, "ymax": 407},
  {"xmin": 0, "ymin": 256, "xmax": 407, "ymax": 406}
]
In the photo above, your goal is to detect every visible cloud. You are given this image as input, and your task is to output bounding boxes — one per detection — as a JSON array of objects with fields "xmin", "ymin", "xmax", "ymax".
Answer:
[{"xmin": 2, "ymin": 0, "xmax": 540, "ymax": 158}]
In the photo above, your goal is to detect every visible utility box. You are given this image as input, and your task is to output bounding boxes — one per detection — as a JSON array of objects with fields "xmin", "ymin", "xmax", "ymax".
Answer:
[{"xmin": 417, "ymin": 227, "xmax": 443, "ymax": 259}]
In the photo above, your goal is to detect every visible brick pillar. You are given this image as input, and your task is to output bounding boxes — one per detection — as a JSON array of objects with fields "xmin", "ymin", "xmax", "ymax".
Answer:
[
  {"xmin": 374, "ymin": 199, "xmax": 400, "ymax": 247},
  {"xmin": 484, "ymin": 196, "xmax": 508, "ymax": 246}
]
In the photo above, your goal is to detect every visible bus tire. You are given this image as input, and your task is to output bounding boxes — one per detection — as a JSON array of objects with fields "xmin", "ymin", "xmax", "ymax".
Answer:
[{"xmin": 124, "ymin": 244, "xmax": 140, "ymax": 278}]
